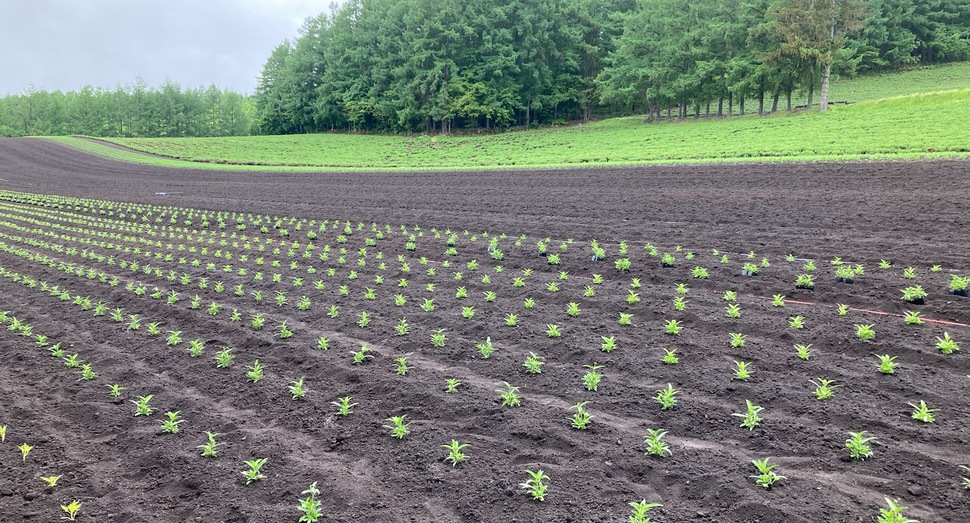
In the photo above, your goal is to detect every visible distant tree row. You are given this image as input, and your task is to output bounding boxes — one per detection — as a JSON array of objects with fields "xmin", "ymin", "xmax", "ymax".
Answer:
[
  {"xmin": 253, "ymin": 0, "xmax": 970, "ymax": 134},
  {"xmin": 0, "ymin": 79, "xmax": 252, "ymax": 138}
]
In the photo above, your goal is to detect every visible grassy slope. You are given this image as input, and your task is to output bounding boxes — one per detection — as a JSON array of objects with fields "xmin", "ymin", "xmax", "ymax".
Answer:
[{"xmin": 48, "ymin": 63, "xmax": 970, "ymax": 171}]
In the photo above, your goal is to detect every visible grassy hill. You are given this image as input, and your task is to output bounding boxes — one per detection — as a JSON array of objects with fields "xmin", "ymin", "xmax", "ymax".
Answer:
[{"xmin": 48, "ymin": 63, "xmax": 970, "ymax": 171}]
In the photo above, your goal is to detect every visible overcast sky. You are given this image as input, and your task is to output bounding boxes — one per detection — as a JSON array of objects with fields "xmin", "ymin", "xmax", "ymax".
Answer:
[{"xmin": 0, "ymin": 0, "xmax": 331, "ymax": 95}]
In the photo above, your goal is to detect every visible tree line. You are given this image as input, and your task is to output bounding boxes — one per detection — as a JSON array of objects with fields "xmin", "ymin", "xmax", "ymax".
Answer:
[
  {"xmin": 2, "ymin": 0, "xmax": 966, "ymax": 138},
  {"xmin": 0, "ymin": 80, "xmax": 252, "ymax": 138},
  {"xmin": 253, "ymin": 0, "xmax": 969, "ymax": 134}
]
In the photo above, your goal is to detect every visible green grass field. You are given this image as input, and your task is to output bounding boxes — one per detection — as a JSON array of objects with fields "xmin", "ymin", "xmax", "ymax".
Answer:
[{"xmin": 49, "ymin": 64, "xmax": 970, "ymax": 171}]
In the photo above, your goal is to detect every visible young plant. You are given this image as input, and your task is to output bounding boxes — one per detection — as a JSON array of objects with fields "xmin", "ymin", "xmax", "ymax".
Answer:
[
  {"xmin": 902, "ymin": 266, "xmax": 916, "ymax": 279},
  {"xmin": 247, "ymin": 360, "xmax": 265, "ymax": 383},
  {"xmin": 442, "ymin": 439, "xmax": 470, "ymax": 467},
  {"xmin": 643, "ymin": 428, "xmax": 671, "ymax": 458},
  {"xmin": 656, "ymin": 384, "xmax": 678, "ymax": 410},
  {"xmin": 732, "ymin": 400, "xmax": 763, "ymax": 430},
  {"xmin": 903, "ymin": 310, "xmax": 923, "ymax": 325},
  {"xmin": 330, "ymin": 396, "xmax": 357, "ymax": 416},
  {"xmin": 877, "ymin": 354, "xmax": 897, "ymax": 374},
  {"xmin": 673, "ymin": 296, "xmax": 687, "ymax": 311},
  {"xmin": 836, "ymin": 303, "xmax": 850, "ymax": 316},
  {"xmin": 215, "ymin": 347, "xmax": 235, "ymax": 368},
  {"xmin": 661, "ymin": 348, "xmax": 679, "ymax": 365},
  {"xmin": 476, "ymin": 337, "xmax": 495, "ymax": 359},
  {"xmin": 505, "ymin": 313, "xmax": 518, "ymax": 327},
  {"xmin": 566, "ymin": 302, "xmax": 581, "ymax": 317},
  {"xmin": 132, "ymin": 394, "xmax": 154, "ymax": 416},
  {"xmin": 734, "ymin": 361, "xmax": 752, "ymax": 381},
  {"xmin": 384, "ymin": 415, "xmax": 412, "ymax": 439},
  {"xmin": 791, "ymin": 343, "xmax": 811, "ymax": 360},
  {"xmin": 628, "ymin": 500, "xmax": 663, "ymax": 523},
  {"xmin": 198, "ymin": 431, "xmax": 223, "ymax": 458},
  {"xmin": 160, "ymin": 411, "xmax": 185, "ymax": 434},
  {"xmin": 444, "ymin": 378, "xmax": 461, "ymax": 393},
  {"xmin": 845, "ymin": 431, "xmax": 876, "ymax": 460},
  {"xmin": 351, "ymin": 346, "xmax": 374, "ymax": 365},
  {"xmin": 729, "ymin": 332, "xmax": 747, "ymax": 348},
  {"xmin": 430, "ymin": 328, "xmax": 447, "ymax": 348},
  {"xmin": 40, "ymin": 474, "xmax": 62, "ymax": 487},
  {"xmin": 751, "ymin": 458, "xmax": 785, "ymax": 489},
  {"xmin": 811, "ymin": 378, "xmax": 840, "ymax": 400},
  {"xmin": 877, "ymin": 498, "xmax": 917, "ymax": 523},
  {"xmin": 520, "ymin": 469, "xmax": 550, "ymax": 501},
  {"xmin": 241, "ymin": 458, "xmax": 268, "ymax": 484},
  {"xmin": 788, "ymin": 316, "xmax": 805, "ymax": 330},
  {"xmin": 900, "ymin": 285, "xmax": 927, "ymax": 303},
  {"xmin": 18, "ymin": 442, "xmax": 33, "ymax": 461},
  {"xmin": 498, "ymin": 382, "xmax": 521, "ymax": 407},
  {"xmin": 582, "ymin": 364, "xmax": 604, "ymax": 391},
  {"xmin": 569, "ymin": 401, "xmax": 593, "ymax": 430},
  {"xmin": 772, "ymin": 294, "xmax": 785, "ymax": 307},
  {"xmin": 107, "ymin": 383, "xmax": 125, "ymax": 397},
  {"xmin": 523, "ymin": 352, "xmax": 544, "ymax": 374},
  {"xmin": 665, "ymin": 319, "xmax": 682, "ymax": 335},
  {"xmin": 297, "ymin": 482, "xmax": 323, "ymax": 523},
  {"xmin": 908, "ymin": 400, "xmax": 936, "ymax": 423},
  {"xmin": 289, "ymin": 377, "xmax": 307, "ymax": 399},
  {"xmin": 855, "ymin": 324, "xmax": 876, "ymax": 340},
  {"xmin": 545, "ymin": 324, "xmax": 562, "ymax": 338},
  {"xmin": 691, "ymin": 266, "xmax": 709, "ymax": 279},
  {"xmin": 937, "ymin": 332, "xmax": 960, "ymax": 354},
  {"xmin": 60, "ymin": 500, "xmax": 82, "ymax": 521},
  {"xmin": 0, "ymin": 424, "xmax": 6, "ymax": 443}
]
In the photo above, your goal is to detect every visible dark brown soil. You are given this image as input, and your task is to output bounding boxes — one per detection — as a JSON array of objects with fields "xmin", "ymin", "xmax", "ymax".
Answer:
[{"xmin": 0, "ymin": 137, "xmax": 967, "ymax": 523}]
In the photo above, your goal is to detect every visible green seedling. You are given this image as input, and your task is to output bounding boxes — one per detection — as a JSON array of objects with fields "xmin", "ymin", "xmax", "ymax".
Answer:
[
  {"xmin": 384, "ymin": 415, "xmax": 412, "ymax": 439},
  {"xmin": 498, "ymin": 382, "xmax": 521, "ymax": 407},
  {"xmin": 772, "ymin": 294, "xmax": 785, "ymax": 307},
  {"xmin": 569, "ymin": 402, "xmax": 593, "ymax": 430},
  {"xmin": 729, "ymin": 332, "xmax": 746, "ymax": 348},
  {"xmin": 837, "ymin": 303, "xmax": 850, "ymax": 316},
  {"xmin": 751, "ymin": 458, "xmax": 785, "ymax": 489},
  {"xmin": 845, "ymin": 431, "xmax": 876, "ymax": 460},
  {"xmin": 198, "ymin": 431, "xmax": 223, "ymax": 458},
  {"xmin": 628, "ymin": 500, "xmax": 663, "ymax": 523},
  {"xmin": 289, "ymin": 377, "xmax": 307, "ymax": 399},
  {"xmin": 855, "ymin": 324, "xmax": 876, "ymax": 340},
  {"xmin": 215, "ymin": 347, "xmax": 235, "ymax": 368},
  {"xmin": 643, "ymin": 428, "xmax": 670, "ymax": 458},
  {"xmin": 733, "ymin": 400, "xmax": 763, "ymax": 430},
  {"xmin": 656, "ymin": 384, "xmax": 678, "ymax": 410},
  {"xmin": 40, "ymin": 475, "xmax": 62, "ymax": 487},
  {"xmin": 242, "ymin": 458, "xmax": 268, "ymax": 484},
  {"xmin": 908, "ymin": 400, "xmax": 936, "ymax": 423},
  {"xmin": 132, "ymin": 394, "xmax": 154, "ymax": 416},
  {"xmin": 442, "ymin": 439, "xmax": 470, "ymax": 467},
  {"xmin": 877, "ymin": 498, "xmax": 917, "ymax": 523},
  {"xmin": 812, "ymin": 378, "xmax": 840, "ymax": 400},
  {"xmin": 520, "ymin": 469, "xmax": 550, "ymax": 501},
  {"xmin": 60, "ymin": 500, "xmax": 82, "ymax": 521},
  {"xmin": 582, "ymin": 364, "xmax": 604, "ymax": 391},
  {"xmin": 661, "ymin": 348, "xmax": 678, "ymax": 365},
  {"xmin": 937, "ymin": 332, "xmax": 960, "ymax": 354},
  {"xmin": 324, "ymin": 395, "xmax": 355, "ymax": 417},
  {"xmin": 18, "ymin": 442, "xmax": 33, "ymax": 461},
  {"xmin": 247, "ymin": 360, "xmax": 265, "ymax": 383},
  {"xmin": 665, "ymin": 319, "xmax": 681, "ymax": 335},
  {"xmin": 351, "ymin": 346, "xmax": 374, "ymax": 365},
  {"xmin": 877, "ymin": 354, "xmax": 897, "ymax": 374},
  {"xmin": 297, "ymin": 482, "xmax": 323, "ymax": 523},
  {"xmin": 734, "ymin": 361, "xmax": 752, "ymax": 381},
  {"xmin": 794, "ymin": 343, "xmax": 812, "ymax": 360},
  {"xmin": 160, "ymin": 411, "xmax": 184, "ymax": 434}
]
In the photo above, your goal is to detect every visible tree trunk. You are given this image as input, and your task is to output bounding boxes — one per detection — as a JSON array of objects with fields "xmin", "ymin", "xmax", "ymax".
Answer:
[
  {"xmin": 728, "ymin": 92, "xmax": 733, "ymax": 117},
  {"xmin": 718, "ymin": 96, "xmax": 724, "ymax": 118},
  {"xmin": 666, "ymin": 104, "xmax": 671, "ymax": 120},
  {"xmin": 820, "ymin": 1, "xmax": 836, "ymax": 111},
  {"xmin": 740, "ymin": 95, "xmax": 745, "ymax": 116},
  {"xmin": 771, "ymin": 84, "xmax": 780, "ymax": 113}
]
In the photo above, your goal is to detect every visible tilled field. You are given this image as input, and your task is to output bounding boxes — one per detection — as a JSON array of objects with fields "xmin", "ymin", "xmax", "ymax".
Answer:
[{"xmin": 0, "ymin": 138, "xmax": 967, "ymax": 523}]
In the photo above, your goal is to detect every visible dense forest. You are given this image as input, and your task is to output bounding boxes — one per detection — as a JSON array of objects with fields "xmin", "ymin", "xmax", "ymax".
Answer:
[
  {"xmin": 0, "ymin": 80, "xmax": 251, "ymax": 138},
  {"xmin": 1, "ymin": 0, "xmax": 967, "ymax": 137},
  {"xmin": 252, "ymin": 0, "xmax": 970, "ymax": 133}
]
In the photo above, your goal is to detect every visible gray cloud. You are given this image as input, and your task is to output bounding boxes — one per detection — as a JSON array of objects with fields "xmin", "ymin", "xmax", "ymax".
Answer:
[{"xmin": 0, "ymin": 0, "xmax": 331, "ymax": 95}]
